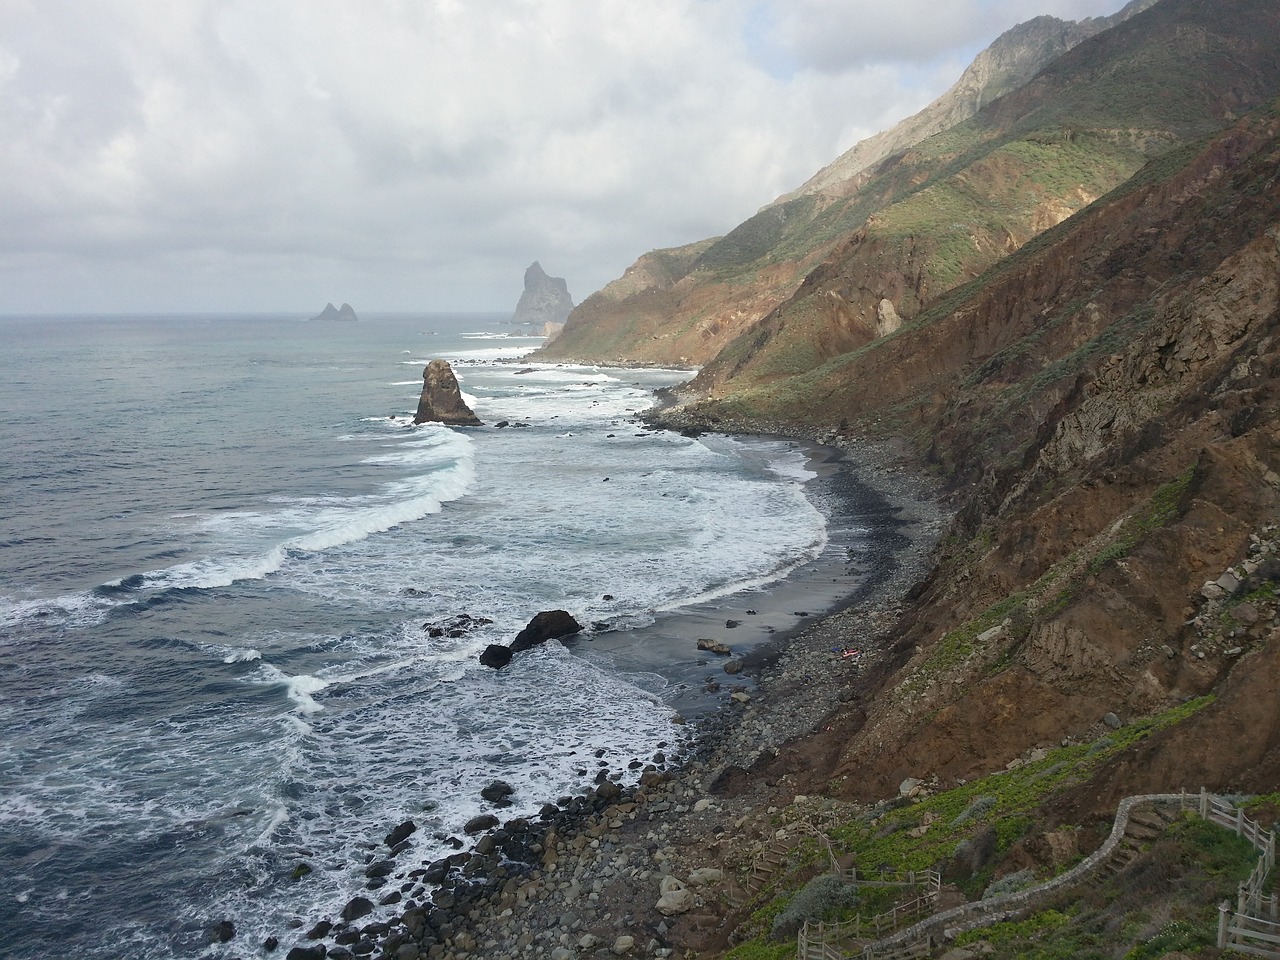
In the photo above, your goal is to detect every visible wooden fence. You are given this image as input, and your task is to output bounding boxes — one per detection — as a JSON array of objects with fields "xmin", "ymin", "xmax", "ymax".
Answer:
[
  {"xmin": 793, "ymin": 789, "xmax": 1276, "ymax": 960},
  {"xmin": 1204, "ymin": 789, "xmax": 1279, "ymax": 957},
  {"xmin": 796, "ymin": 870, "xmax": 941, "ymax": 960}
]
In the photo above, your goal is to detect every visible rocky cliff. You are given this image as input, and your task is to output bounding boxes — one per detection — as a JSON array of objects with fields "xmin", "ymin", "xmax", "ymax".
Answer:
[
  {"xmin": 536, "ymin": 0, "xmax": 1165, "ymax": 369},
  {"xmin": 511, "ymin": 261, "xmax": 573, "ymax": 327},
  {"xmin": 770, "ymin": 0, "xmax": 1160, "ymax": 207},
  {"xmin": 661, "ymin": 99, "xmax": 1280, "ymax": 818}
]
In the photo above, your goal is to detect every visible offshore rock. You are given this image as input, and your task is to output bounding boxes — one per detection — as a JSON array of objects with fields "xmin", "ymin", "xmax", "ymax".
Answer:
[
  {"xmin": 310, "ymin": 301, "xmax": 357, "ymax": 321},
  {"xmin": 511, "ymin": 261, "xmax": 573, "ymax": 326},
  {"xmin": 478, "ymin": 644, "xmax": 514, "ymax": 669},
  {"xmin": 412, "ymin": 359, "xmax": 482, "ymax": 426},
  {"xmin": 510, "ymin": 610, "xmax": 582, "ymax": 652}
]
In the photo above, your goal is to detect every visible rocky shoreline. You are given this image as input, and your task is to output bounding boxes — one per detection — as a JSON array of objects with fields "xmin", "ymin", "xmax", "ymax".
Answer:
[{"xmin": 270, "ymin": 426, "xmax": 949, "ymax": 960}]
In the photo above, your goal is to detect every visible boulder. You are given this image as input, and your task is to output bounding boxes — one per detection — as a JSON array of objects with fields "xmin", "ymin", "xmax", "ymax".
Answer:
[
  {"xmin": 655, "ymin": 887, "xmax": 697, "ymax": 916},
  {"xmin": 481, "ymin": 780, "xmax": 515, "ymax": 804},
  {"xmin": 510, "ymin": 610, "xmax": 582, "ymax": 652},
  {"xmin": 341, "ymin": 895, "xmax": 375, "ymax": 922},
  {"xmin": 479, "ymin": 644, "xmax": 513, "ymax": 669},
  {"xmin": 463, "ymin": 814, "xmax": 500, "ymax": 835},
  {"xmin": 696, "ymin": 638, "xmax": 731, "ymax": 656},
  {"xmin": 413, "ymin": 359, "xmax": 482, "ymax": 426},
  {"xmin": 385, "ymin": 820, "xmax": 416, "ymax": 848}
]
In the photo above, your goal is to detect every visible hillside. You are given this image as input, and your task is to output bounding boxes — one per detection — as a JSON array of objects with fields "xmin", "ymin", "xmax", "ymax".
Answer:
[{"xmin": 532, "ymin": 0, "xmax": 1239, "ymax": 371}]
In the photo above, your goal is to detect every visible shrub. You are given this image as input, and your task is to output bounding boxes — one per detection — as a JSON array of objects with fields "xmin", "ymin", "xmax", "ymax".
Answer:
[
  {"xmin": 953, "ymin": 795, "xmax": 998, "ymax": 826},
  {"xmin": 769, "ymin": 874, "xmax": 859, "ymax": 941},
  {"xmin": 983, "ymin": 868, "xmax": 1037, "ymax": 899}
]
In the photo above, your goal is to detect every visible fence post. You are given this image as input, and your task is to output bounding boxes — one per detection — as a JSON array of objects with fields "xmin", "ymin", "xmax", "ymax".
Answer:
[
  {"xmin": 1219, "ymin": 901, "xmax": 1230, "ymax": 949},
  {"xmin": 1201, "ymin": 787, "xmax": 1208, "ymax": 819},
  {"xmin": 1237, "ymin": 807, "xmax": 1245, "ymax": 837}
]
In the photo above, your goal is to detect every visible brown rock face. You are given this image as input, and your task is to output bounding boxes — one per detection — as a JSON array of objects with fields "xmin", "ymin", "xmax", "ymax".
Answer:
[{"xmin": 413, "ymin": 359, "xmax": 482, "ymax": 426}]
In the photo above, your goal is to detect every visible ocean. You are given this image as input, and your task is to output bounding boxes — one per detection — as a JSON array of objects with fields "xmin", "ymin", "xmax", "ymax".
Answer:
[{"xmin": 0, "ymin": 312, "xmax": 834, "ymax": 958}]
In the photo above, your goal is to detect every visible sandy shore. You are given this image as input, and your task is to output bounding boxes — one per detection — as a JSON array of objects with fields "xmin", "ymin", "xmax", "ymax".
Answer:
[{"xmin": 276, "ymin": 432, "xmax": 949, "ymax": 960}]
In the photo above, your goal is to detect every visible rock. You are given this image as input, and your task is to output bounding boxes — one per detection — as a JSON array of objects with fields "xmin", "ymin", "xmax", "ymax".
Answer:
[
  {"xmin": 464, "ymin": 813, "xmax": 500, "ymax": 835},
  {"xmin": 479, "ymin": 644, "xmax": 514, "ymax": 669},
  {"xmin": 723, "ymin": 660, "xmax": 743, "ymax": 675},
  {"xmin": 655, "ymin": 888, "xmax": 697, "ymax": 916},
  {"xmin": 551, "ymin": 948, "xmax": 574, "ymax": 960},
  {"xmin": 412, "ymin": 359, "xmax": 482, "ymax": 426},
  {"xmin": 510, "ymin": 610, "xmax": 582, "ymax": 652},
  {"xmin": 265, "ymin": 936, "xmax": 280, "ymax": 952},
  {"xmin": 306, "ymin": 921, "xmax": 333, "ymax": 940},
  {"xmin": 692, "ymin": 799, "xmax": 713, "ymax": 813},
  {"xmin": 286, "ymin": 947, "xmax": 328, "ymax": 960},
  {"xmin": 341, "ymin": 896, "xmax": 375, "ymax": 922},
  {"xmin": 481, "ymin": 780, "xmax": 515, "ymax": 804},
  {"xmin": 731, "ymin": 691, "xmax": 751, "ymax": 704},
  {"xmin": 696, "ymin": 638, "xmax": 731, "ymax": 656},
  {"xmin": 1103, "ymin": 712, "xmax": 1122, "ymax": 730},
  {"xmin": 211, "ymin": 919, "xmax": 235, "ymax": 943},
  {"xmin": 512, "ymin": 261, "xmax": 574, "ymax": 326},
  {"xmin": 310, "ymin": 302, "xmax": 357, "ymax": 322},
  {"xmin": 1216, "ymin": 571, "xmax": 1244, "ymax": 595},
  {"xmin": 899, "ymin": 777, "xmax": 924, "ymax": 797},
  {"xmin": 1202, "ymin": 581, "xmax": 1228, "ymax": 600},
  {"xmin": 612, "ymin": 934, "xmax": 635, "ymax": 954},
  {"xmin": 385, "ymin": 820, "xmax": 416, "ymax": 848},
  {"xmin": 423, "ymin": 614, "xmax": 492, "ymax": 639},
  {"xmin": 596, "ymin": 780, "xmax": 622, "ymax": 803},
  {"xmin": 725, "ymin": 619, "xmax": 741, "ymax": 628},
  {"xmin": 659, "ymin": 875, "xmax": 686, "ymax": 895},
  {"xmin": 687, "ymin": 867, "xmax": 723, "ymax": 886}
]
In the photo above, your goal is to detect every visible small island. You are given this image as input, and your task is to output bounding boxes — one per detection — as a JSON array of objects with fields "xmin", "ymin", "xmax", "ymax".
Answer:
[{"xmin": 310, "ymin": 302, "xmax": 358, "ymax": 322}]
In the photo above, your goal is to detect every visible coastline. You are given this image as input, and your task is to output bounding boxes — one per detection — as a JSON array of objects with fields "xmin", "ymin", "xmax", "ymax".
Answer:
[{"xmin": 279, "ymin": 427, "xmax": 950, "ymax": 960}]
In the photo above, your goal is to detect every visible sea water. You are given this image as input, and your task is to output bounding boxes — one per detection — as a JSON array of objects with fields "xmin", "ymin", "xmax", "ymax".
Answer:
[{"xmin": 0, "ymin": 313, "xmax": 827, "ymax": 958}]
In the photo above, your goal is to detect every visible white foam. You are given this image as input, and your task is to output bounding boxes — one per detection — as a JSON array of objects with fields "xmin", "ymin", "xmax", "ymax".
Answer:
[{"xmin": 222, "ymin": 649, "xmax": 262, "ymax": 664}]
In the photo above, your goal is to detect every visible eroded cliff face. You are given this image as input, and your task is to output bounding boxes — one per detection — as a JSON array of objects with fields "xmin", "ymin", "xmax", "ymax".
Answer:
[{"xmin": 775, "ymin": 106, "xmax": 1280, "ymax": 815}]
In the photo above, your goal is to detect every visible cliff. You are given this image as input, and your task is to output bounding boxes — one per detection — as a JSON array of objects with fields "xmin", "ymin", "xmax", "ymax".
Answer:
[{"xmin": 535, "ymin": 0, "xmax": 1162, "ymax": 368}]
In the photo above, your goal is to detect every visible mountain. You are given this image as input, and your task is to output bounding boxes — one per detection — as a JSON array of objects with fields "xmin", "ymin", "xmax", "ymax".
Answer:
[
  {"xmin": 768, "ymin": 0, "xmax": 1160, "ymax": 208},
  {"xmin": 556, "ymin": 0, "xmax": 1280, "ymax": 892},
  {"xmin": 539, "ymin": 0, "xmax": 1280, "ymax": 382},
  {"xmin": 535, "ymin": 0, "xmax": 1163, "ymax": 368},
  {"xmin": 511, "ymin": 261, "xmax": 573, "ymax": 327}
]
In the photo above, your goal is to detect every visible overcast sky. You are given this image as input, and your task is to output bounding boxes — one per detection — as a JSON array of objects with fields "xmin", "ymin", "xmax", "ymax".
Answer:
[{"xmin": 1, "ymin": 0, "xmax": 1132, "ymax": 315}]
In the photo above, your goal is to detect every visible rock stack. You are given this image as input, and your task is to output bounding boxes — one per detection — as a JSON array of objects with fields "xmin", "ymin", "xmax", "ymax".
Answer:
[{"xmin": 412, "ymin": 359, "xmax": 482, "ymax": 426}]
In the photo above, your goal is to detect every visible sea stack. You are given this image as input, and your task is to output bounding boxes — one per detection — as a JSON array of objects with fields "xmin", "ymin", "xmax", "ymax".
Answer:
[
  {"xmin": 511, "ymin": 262, "xmax": 573, "ymax": 327},
  {"xmin": 413, "ymin": 359, "xmax": 483, "ymax": 426},
  {"xmin": 310, "ymin": 302, "xmax": 358, "ymax": 321}
]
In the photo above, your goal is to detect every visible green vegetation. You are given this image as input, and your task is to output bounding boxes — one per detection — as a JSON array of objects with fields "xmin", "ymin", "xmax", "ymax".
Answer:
[{"xmin": 724, "ymin": 700, "xmax": 1219, "ymax": 959}]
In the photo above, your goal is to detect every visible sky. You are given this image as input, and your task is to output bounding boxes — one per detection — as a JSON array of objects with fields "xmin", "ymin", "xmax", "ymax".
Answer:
[{"xmin": 0, "ymin": 0, "xmax": 1133, "ymax": 315}]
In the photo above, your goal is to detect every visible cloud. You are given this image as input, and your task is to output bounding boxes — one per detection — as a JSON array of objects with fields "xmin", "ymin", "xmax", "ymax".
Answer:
[{"xmin": 0, "ymin": 0, "xmax": 1135, "ymax": 313}]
